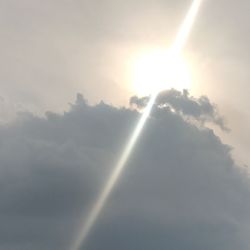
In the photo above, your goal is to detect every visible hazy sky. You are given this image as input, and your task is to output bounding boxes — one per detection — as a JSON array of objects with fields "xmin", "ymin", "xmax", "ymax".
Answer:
[
  {"xmin": 0, "ymin": 0, "xmax": 249, "ymax": 165},
  {"xmin": 0, "ymin": 0, "xmax": 250, "ymax": 249}
]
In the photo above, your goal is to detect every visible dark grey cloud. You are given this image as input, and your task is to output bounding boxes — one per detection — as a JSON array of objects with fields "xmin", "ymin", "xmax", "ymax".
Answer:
[
  {"xmin": 0, "ymin": 92, "xmax": 249, "ymax": 250},
  {"xmin": 130, "ymin": 89, "xmax": 229, "ymax": 131}
]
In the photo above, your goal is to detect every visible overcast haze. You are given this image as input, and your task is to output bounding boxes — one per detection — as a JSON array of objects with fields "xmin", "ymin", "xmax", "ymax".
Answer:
[
  {"xmin": 0, "ymin": 0, "xmax": 249, "ymax": 166},
  {"xmin": 0, "ymin": 0, "xmax": 250, "ymax": 249}
]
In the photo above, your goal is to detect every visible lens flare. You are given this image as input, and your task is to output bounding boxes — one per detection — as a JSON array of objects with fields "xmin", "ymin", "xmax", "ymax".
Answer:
[
  {"xmin": 72, "ymin": 1, "xmax": 204, "ymax": 249},
  {"xmin": 71, "ymin": 94, "xmax": 157, "ymax": 250},
  {"xmin": 173, "ymin": 0, "xmax": 203, "ymax": 54}
]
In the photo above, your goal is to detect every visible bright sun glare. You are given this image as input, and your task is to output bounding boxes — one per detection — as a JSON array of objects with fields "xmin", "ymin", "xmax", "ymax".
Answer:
[
  {"xmin": 73, "ymin": 0, "xmax": 203, "ymax": 249},
  {"xmin": 132, "ymin": 48, "xmax": 191, "ymax": 96}
]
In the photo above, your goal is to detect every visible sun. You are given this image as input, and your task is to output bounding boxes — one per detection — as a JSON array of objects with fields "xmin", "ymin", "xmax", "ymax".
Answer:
[{"xmin": 131, "ymin": 48, "xmax": 192, "ymax": 96}]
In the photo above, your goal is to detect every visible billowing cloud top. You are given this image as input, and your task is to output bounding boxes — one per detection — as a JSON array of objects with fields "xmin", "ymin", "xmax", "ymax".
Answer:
[
  {"xmin": 0, "ymin": 93, "xmax": 249, "ymax": 250},
  {"xmin": 130, "ymin": 89, "xmax": 229, "ymax": 131}
]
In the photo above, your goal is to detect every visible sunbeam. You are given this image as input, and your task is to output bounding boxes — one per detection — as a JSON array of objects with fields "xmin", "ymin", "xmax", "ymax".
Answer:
[
  {"xmin": 71, "ymin": 94, "xmax": 157, "ymax": 250},
  {"xmin": 173, "ymin": 0, "xmax": 203, "ymax": 54},
  {"xmin": 72, "ymin": 0, "xmax": 204, "ymax": 249}
]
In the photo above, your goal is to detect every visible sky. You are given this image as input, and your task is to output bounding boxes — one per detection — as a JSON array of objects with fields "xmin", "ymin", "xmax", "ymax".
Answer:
[{"xmin": 0, "ymin": 0, "xmax": 250, "ymax": 249}]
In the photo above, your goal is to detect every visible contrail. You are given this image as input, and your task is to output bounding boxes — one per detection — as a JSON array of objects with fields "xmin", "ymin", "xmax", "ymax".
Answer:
[{"xmin": 72, "ymin": 1, "xmax": 204, "ymax": 249}]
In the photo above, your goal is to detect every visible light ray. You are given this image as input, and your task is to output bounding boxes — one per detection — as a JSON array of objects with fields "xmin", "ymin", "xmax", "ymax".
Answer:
[
  {"xmin": 72, "ymin": 0, "xmax": 204, "ymax": 249},
  {"xmin": 71, "ymin": 94, "xmax": 157, "ymax": 250},
  {"xmin": 173, "ymin": 0, "xmax": 203, "ymax": 54}
]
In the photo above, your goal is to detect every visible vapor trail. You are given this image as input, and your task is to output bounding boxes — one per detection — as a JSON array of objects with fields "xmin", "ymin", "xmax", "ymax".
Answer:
[{"xmin": 72, "ymin": 1, "xmax": 204, "ymax": 249}]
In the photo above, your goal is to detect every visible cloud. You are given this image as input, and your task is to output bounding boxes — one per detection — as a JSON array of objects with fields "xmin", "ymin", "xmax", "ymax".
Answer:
[
  {"xmin": 0, "ymin": 92, "xmax": 249, "ymax": 250},
  {"xmin": 130, "ymin": 89, "xmax": 229, "ymax": 131}
]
